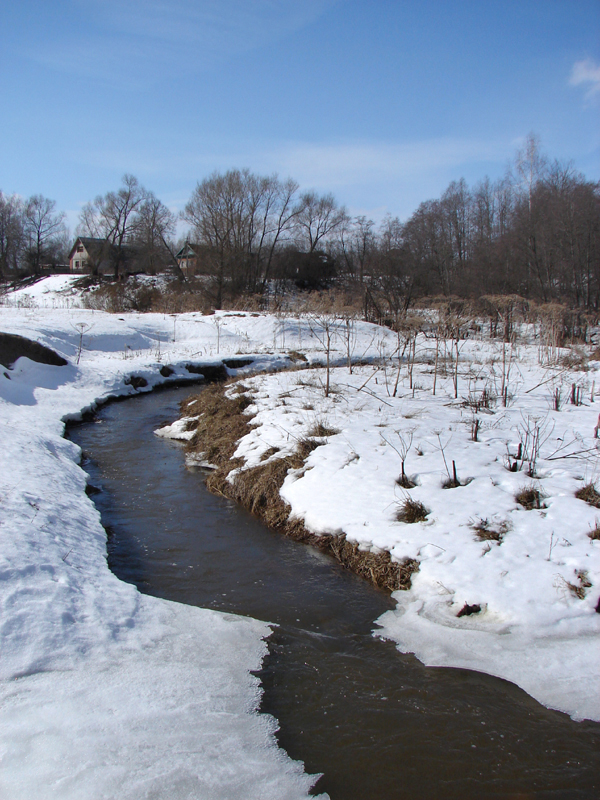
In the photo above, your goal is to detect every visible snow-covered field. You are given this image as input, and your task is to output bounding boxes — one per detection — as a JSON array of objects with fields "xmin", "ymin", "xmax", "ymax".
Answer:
[
  {"xmin": 1, "ymin": 276, "xmax": 599, "ymax": 796},
  {"xmin": 0, "ymin": 278, "xmax": 326, "ymax": 800}
]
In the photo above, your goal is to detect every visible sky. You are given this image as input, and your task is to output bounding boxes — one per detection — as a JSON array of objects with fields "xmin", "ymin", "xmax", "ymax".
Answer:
[{"xmin": 1, "ymin": 0, "xmax": 599, "ymax": 233}]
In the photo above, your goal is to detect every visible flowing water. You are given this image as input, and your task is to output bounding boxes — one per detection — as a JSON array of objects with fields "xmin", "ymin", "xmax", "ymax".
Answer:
[{"xmin": 68, "ymin": 385, "xmax": 600, "ymax": 800}]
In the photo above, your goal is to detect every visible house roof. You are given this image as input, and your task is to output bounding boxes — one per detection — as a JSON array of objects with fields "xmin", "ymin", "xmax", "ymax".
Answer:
[
  {"xmin": 175, "ymin": 242, "xmax": 202, "ymax": 259},
  {"xmin": 68, "ymin": 237, "xmax": 108, "ymax": 261}
]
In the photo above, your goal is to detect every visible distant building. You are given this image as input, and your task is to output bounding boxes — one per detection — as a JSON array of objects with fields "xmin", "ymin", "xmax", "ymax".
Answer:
[
  {"xmin": 175, "ymin": 242, "xmax": 213, "ymax": 277},
  {"xmin": 68, "ymin": 237, "xmax": 112, "ymax": 274},
  {"xmin": 67, "ymin": 237, "xmax": 149, "ymax": 276}
]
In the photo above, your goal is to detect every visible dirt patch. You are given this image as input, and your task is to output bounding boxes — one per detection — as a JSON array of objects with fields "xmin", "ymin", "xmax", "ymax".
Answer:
[
  {"xmin": 184, "ymin": 381, "xmax": 419, "ymax": 592},
  {"xmin": 0, "ymin": 332, "xmax": 68, "ymax": 369}
]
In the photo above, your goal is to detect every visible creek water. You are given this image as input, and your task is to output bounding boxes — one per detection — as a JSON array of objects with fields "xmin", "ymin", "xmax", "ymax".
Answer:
[{"xmin": 68, "ymin": 385, "xmax": 600, "ymax": 800}]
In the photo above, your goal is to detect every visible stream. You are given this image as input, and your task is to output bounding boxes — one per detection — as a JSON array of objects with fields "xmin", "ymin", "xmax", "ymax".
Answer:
[{"xmin": 68, "ymin": 384, "xmax": 600, "ymax": 800}]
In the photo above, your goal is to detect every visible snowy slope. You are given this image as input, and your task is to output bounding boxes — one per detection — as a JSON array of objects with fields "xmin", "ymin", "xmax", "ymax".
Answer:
[
  {"xmin": 228, "ymin": 346, "xmax": 600, "ymax": 723},
  {"xmin": 1, "ymin": 277, "xmax": 598, "ymax": 800},
  {"xmin": 0, "ymin": 300, "xmax": 331, "ymax": 799}
]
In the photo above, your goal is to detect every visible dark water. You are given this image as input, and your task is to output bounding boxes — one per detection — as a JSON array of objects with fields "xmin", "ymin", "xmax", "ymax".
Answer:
[{"xmin": 68, "ymin": 386, "xmax": 600, "ymax": 800}]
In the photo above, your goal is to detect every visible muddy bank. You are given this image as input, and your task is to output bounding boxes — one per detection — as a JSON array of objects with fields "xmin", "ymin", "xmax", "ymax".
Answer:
[{"xmin": 181, "ymin": 381, "xmax": 418, "ymax": 592}]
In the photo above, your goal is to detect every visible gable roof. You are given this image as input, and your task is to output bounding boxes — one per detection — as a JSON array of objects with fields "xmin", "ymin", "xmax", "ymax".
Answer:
[{"xmin": 68, "ymin": 237, "xmax": 109, "ymax": 261}]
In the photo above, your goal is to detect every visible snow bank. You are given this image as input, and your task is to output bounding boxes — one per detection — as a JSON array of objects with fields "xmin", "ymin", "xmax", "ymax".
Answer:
[
  {"xmin": 229, "ymin": 352, "xmax": 600, "ymax": 723},
  {"xmin": 2, "ymin": 277, "xmax": 597, "ymax": 800},
  {"xmin": 0, "ymin": 297, "xmax": 330, "ymax": 799}
]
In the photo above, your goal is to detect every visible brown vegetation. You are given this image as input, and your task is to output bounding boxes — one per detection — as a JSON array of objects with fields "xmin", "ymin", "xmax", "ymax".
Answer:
[
  {"xmin": 183, "ymin": 381, "xmax": 418, "ymax": 592},
  {"xmin": 575, "ymin": 482, "xmax": 600, "ymax": 508},
  {"xmin": 515, "ymin": 485, "xmax": 546, "ymax": 510}
]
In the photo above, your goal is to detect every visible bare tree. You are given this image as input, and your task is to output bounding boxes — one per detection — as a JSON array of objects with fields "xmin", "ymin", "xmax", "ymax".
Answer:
[
  {"xmin": 295, "ymin": 191, "xmax": 346, "ymax": 254},
  {"xmin": 0, "ymin": 192, "xmax": 25, "ymax": 279},
  {"xmin": 182, "ymin": 169, "xmax": 303, "ymax": 307},
  {"xmin": 79, "ymin": 174, "xmax": 148, "ymax": 278},
  {"xmin": 134, "ymin": 192, "xmax": 177, "ymax": 274},
  {"xmin": 23, "ymin": 195, "xmax": 67, "ymax": 274}
]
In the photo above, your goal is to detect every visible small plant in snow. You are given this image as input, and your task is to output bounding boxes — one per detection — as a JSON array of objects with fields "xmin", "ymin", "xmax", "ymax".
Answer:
[
  {"xmin": 587, "ymin": 520, "xmax": 600, "ymax": 540},
  {"xmin": 396, "ymin": 496, "xmax": 429, "ymax": 524},
  {"xmin": 516, "ymin": 484, "xmax": 547, "ymax": 510},
  {"xmin": 575, "ymin": 481, "xmax": 600, "ymax": 508},
  {"xmin": 308, "ymin": 420, "xmax": 340, "ymax": 438},
  {"xmin": 381, "ymin": 429, "xmax": 416, "ymax": 488},
  {"xmin": 511, "ymin": 413, "xmax": 554, "ymax": 477},
  {"xmin": 555, "ymin": 570, "xmax": 593, "ymax": 600},
  {"xmin": 471, "ymin": 517, "xmax": 510, "ymax": 543}
]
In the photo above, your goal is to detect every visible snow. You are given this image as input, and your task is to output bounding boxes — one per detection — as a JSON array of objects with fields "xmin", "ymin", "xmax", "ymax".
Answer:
[
  {"xmin": 0, "ymin": 293, "xmax": 329, "ymax": 799},
  {"xmin": 227, "ymin": 336, "xmax": 600, "ymax": 723},
  {"xmin": 1, "ymin": 276, "xmax": 599, "ymax": 800},
  {"xmin": 1, "ymin": 275, "xmax": 85, "ymax": 308}
]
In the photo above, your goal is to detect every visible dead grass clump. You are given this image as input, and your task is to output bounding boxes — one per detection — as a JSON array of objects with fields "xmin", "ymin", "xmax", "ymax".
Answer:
[
  {"xmin": 396, "ymin": 497, "xmax": 429, "ymax": 523},
  {"xmin": 183, "ymin": 382, "xmax": 254, "ymax": 466},
  {"xmin": 442, "ymin": 476, "xmax": 462, "ymax": 489},
  {"xmin": 516, "ymin": 484, "xmax": 546, "ymax": 510},
  {"xmin": 567, "ymin": 570, "xmax": 592, "ymax": 599},
  {"xmin": 559, "ymin": 348, "xmax": 588, "ymax": 371},
  {"xmin": 260, "ymin": 446, "xmax": 280, "ymax": 461},
  {"xmin": 288, "ymin": 350, "xmax": 308, "ymax": 362},
  {"xmin": 575, "ymin": 482, "xmax": 600, "ymax": 508},
  {"xmin": 295, "ymin": 438, "xmax": 320, "ymax": 460},
  {"xmin": 308, "ymin": 422, "xmax": 340, "ymax": 438},
  {"xmin": 472, "ymin": 517, "xmax": 510, "ymax": 542},
  {"xmin": 227, "ymin": 457, "xmax": 298, "ymax": 528},
  {"xmin": 588, "ymin": 522, "xmax": 600, "ymax": 540},
  {"xmin": 396, "ymin": 473, "xmax": 417, "ymax": 489}
]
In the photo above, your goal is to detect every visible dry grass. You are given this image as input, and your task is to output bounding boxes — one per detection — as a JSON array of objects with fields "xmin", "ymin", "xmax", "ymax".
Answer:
[
  {"xmin": 396, "ymin": 473, "xmax": 417, "ymax": 489},
  {"xmin": 183, "ymin": 382, "xmax": 254, "ymax": 466},
  {"xmin": 567, "ymin": 570, "xmax": 592, "ymax": 600},
  {"xmin": 288, "ymin": 350, "xmax": 308, "ymax": 362},
  {"xmin": 516, "ymin": 484, "xmax": 546, "ymax": 510},
  {"xmin": 396, "ymin": 497, "xmax": 429, "ymax": 524},
  {"xmin": 308, "ymin": 422, "xmax": 340, "ymax": 438},
  {"xmin": 588, "ymin": 522, "xmax": 600, "ymax": 540},
  {"xmin": 183, "ymin": 381, "xmax": 419, "ymax": 592},
  {"xmin": 575, "ymin": 482, "xmax": 600, "ymax": 508},
  {"xmin": 472, "ymin": 517, "xmax": 510, "ymax": 542},
  {"xmin": 260, "ymin": 446, "xmax": 280, "ymax": 461}
]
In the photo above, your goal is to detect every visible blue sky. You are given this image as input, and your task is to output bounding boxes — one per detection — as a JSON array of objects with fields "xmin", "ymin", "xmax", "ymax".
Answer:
[{"xmin": 1, "ymin": 0, "xmax": 599, "ymax": 232}]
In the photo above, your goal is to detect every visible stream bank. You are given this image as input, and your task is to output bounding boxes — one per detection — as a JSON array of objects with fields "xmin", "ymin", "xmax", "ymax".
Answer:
[{"xmin": 69, "ymin": 384, "xmax": 600, "ymax": 800}]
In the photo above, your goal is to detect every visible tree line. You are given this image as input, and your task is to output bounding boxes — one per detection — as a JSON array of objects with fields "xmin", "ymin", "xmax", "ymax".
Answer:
[
  {"xmin": 0, "ymin": 193, "xmax": 68, "ymax": 279},
  {"xmin": 2, "ymin": 135, "xmax": 599, "ymax": 311}
]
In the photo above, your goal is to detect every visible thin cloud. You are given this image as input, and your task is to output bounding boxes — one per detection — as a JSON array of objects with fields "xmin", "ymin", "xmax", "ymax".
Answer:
[
  {"xmin": 570, "ymin": 58, "xmax": 600, "ymax": 102},
  {"xmin": 37, "ymin": 0, "xmax": 338, "ymax": 85},
  {"xmin": 265, "ymin": 138, "xmax": 510, "ymax": 191}
]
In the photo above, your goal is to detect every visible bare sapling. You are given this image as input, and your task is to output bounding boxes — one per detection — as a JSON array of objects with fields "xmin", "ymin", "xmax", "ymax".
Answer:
[
  {"xmin": 308, "ymin": 313, "xmax": 336, "ymax": 398},
  {"xmin": 382, "ymin": 429, "xmax": 416, "ymax": 488},
  {"xmin": 512, "ymin": 413, "xmax": 555, "ymax": 477},
  {"xmin": 570, "ymin": 383, "xmax": 583, "ymax": 406},
  {"xmin": 72, "ymin": 321, "xmax": 92, "ymax": 365},
  {"xmin": 435, "ymin": 431, "xmax": 461, "ymax": 487},
  {"xmin": 471, "ymin": 414, "xmax": 481, "ymax": 442}
]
